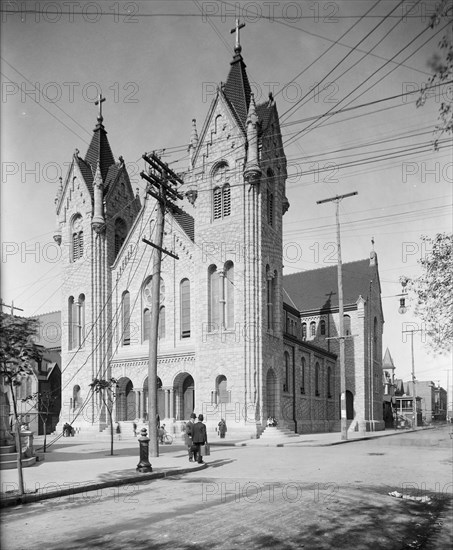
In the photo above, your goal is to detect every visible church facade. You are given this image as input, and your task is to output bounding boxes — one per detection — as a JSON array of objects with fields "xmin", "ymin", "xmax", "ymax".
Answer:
[{"xmin": 53, "ymin": 38, "xmax": 383, "ymax": 439}]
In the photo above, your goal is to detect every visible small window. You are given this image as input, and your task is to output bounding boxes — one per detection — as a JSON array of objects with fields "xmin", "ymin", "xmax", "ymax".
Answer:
[
  {"xmin": 302, "ymin": 323, "xmax": 307, "ymax": 340},
  {"xmin": 315, "ymin": 362, "xmax": 320, "ymax": 396},
  {"xmin": 310, "ymin": 321, "xmax": 316, "ymax": 337},
  {"xmin": 301, "ymin": 357, "xmax": 306, "ymax": 394},
  {"xmin": 320, "ymin": 320, "xmax": 326, "ymax": 336},
  {"xmin": 344, "ymin": 315, "xmax": 351, "ymax": 336}
]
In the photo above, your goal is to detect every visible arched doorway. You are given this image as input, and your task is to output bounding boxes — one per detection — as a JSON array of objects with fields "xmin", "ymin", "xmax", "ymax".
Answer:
[
  {"xmin": 173, "ymin": 373, "xmax": 194, "ymax": 420},
  {"xmin": 116, "ymin": 377, "xmax": 136, "ymax": 421},
  {"xmin": 346, "ymin": 390, "xmax": 354, "ymax": 420},
  {"xmin": 266, "ymin": 369, "xmax": 277, "ymax": 418}
]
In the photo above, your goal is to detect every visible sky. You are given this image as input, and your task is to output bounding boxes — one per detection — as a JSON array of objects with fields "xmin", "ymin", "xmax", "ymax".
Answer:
[{"xmin": 1, "ymin": 0, "xmax": 452, "ymax": 391}]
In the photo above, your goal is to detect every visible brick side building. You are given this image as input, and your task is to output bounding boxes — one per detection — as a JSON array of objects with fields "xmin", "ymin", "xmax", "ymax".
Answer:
[{"xmin": 283, "ymin": 256, "xmax": 385, "ymax": 433}]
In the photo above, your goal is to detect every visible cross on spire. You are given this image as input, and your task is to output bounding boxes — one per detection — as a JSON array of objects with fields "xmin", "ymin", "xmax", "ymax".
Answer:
[
  {"xmin": 230, "ymin": 18, "xmax": 245, "ymax": 53},
  {"xmin": 95, "ymin": 93, "xmax": 106, "ymax": 120}
]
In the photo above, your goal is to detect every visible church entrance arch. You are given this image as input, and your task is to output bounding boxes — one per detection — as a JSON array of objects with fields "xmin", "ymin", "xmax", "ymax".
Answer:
[
  {"xmin": 266, "ymin": 368, "xmax": 277, "ymax": 418},
  {"xmin": 173, "ymin": 373, "xmax": 194, "ymax": 421},
  {"xmin": 116, "ymin": 377, "xmax": 136, "ymax": 421}
]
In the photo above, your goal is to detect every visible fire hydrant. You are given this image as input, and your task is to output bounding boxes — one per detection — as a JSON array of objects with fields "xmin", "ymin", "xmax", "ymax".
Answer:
[{"xmin": 136, "ymin": 428, "xmax": 152, "ymax": 473}]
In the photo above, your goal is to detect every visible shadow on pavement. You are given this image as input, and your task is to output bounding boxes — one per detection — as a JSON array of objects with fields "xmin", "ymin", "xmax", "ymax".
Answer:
[{"xmin": 35, "ymin": 488, "xmax": 452, "ymax": 550}]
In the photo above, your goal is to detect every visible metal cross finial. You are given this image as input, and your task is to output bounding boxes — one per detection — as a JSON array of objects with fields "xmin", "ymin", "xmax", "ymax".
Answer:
[
  {"xmin": 95, "ymin": 93, "xmax": 106, "ymax": 119},
  {"xmin": 230, "ymin": 18, "xmax": 245, "ymax": 50}
]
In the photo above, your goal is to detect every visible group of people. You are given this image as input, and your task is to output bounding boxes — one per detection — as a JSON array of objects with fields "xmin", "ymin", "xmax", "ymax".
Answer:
[
  {"xmin": 184, "ymin": 413, "xmax": 208, "ymax": 464},
  {"xmin": 63, "ymin": 423, "xmax": 75, "ymax": 437}
]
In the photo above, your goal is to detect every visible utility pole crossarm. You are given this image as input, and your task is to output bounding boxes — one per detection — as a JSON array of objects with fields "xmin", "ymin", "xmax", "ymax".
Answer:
[{"xmin": 316, "ymin": 191, "xmax": 358, "ymax": 205}]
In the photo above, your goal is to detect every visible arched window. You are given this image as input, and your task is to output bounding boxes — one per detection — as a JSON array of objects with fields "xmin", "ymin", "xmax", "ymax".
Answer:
[
  {"xmin": 315, "ymin": 362, "xmax": 320, "ymax": 396},
  {"xmin": 310, "ymin": 321, "xmax": 316, "ymax": 337},
  {"xmin": 180, "ymin": 279, "xmax": 191, "ymax": 338},
  {"xmin": 216, "ymin": 375, "xmax": 229, "ymax": 404},
  {"xmin": 224, "ymin": 262, "xmax": 234, "ymax": 328},
  {"xmin": 344, "ymin": 315, "xmax": 351, "ymax": 336},
  {"xmin": 115, "ymin": 218, "xmax": 127, "ymax": 257},
  {"xmin": 122, "ymin": 291, "xmax": 130, "ymax": 345},
  {"xmin": 266, "ymin": 266, "xmax": 273, "ymax": 330},
  {"xmin": 72, "ymin": 214, "xmax": 83, "ymax": 262},
  {"xmin": 301, "ymin": 357, "xmax": 306, "ymax": 394},
  {"xmin": 302, "ymin": 323, "xmax": 307, "ymax": 340},
  {"xmin": 77, "ymin": 294, "xmax": 85, "ymax": 348},
  {"xmin": 208, "ymin": 265, "xmax": 219, "ymax": 329},
  {"xmin": 143, "ymin": 308, "xmax": 150, "ymax": 342},
  {"xmin": 267, "ymin": 169, "xmax": 274, "ymax": 226},
  {"xmin": 159, "ymin": 306, "xmax": 165, "ymax": 340},
  {"xmin": 320, "ymin": 319, "xmax": 326, "ymax": 336},
  {"xmin": 327, "ymin": 366, "xmax": 332, "ymax": 398},
  {"xmin": 68, "ymin": 296, "xmax": 74, "ymax": 349},
  {"xmin": 284, "ymin": 351, "xmax": 290, "ymax": 393}
]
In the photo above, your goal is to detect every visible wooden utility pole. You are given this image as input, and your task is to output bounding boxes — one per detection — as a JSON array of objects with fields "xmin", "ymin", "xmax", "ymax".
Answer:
[
  {"xmin": 317, "ymin": 191, "xmax": 357, "ymax": 441},
  {"xmin": 402, "ymin": 328, "xmax": 423, "ymax": 428},
  {"xmin": 141, "ymin": 153, "xmax": 183, "ymax": 458}
]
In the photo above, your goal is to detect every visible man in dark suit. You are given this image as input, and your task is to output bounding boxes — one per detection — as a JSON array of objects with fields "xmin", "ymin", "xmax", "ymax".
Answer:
[
  {"xmin": 191, "ymin": 414, "xmax": 207, "ymax": 464},
  {"xmin": 185, "ymin": 412, "xmax": 197, "ymax": 462}
]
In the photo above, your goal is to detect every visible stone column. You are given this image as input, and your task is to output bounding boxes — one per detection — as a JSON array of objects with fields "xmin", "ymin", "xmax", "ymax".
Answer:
[
  {"xmin": 135, "ymin": 390, "xmax": 141, "ymax": 420},
  {"xmin": 169, "ymin": 389, "xmax": 174, "ymax": 420}
]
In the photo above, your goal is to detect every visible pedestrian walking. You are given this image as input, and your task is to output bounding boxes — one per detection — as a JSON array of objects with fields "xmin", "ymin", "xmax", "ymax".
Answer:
[
  {"xmin": 133, "ymin": 422, "xmax": 137, "ymax": 437},
  {"xmin": 191, "ymin": 414, "xmax": 207, "ymax": 464},
  {"xmin": 217, "ymin": 418, "xmax": 227, "ymax": 439},
  {"xmin": 185, "ymin": 413, "xmax": 197, "ymax": 461},
  {"xmin": 115, "ymin": 422, "xmax": 121, "ymax": 440}
]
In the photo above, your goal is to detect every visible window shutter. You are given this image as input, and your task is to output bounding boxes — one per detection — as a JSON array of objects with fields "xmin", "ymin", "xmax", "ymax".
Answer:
[
  {"xmin": 213, "ymin": 187, "xmax": 222, "ymax": 220},
  {"xmin": 222, "ymin": 184, "xmax": 231, "ymax": 217}
]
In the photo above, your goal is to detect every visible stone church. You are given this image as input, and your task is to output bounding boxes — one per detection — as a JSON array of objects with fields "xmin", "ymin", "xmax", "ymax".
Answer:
[{"xmin": 53, "ymin": 34, "xmax": 384, "ymax": 439}]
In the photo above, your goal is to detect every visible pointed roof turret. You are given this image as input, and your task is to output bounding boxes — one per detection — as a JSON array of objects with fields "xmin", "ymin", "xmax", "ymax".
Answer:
[
  {"xmin": 383, "ymin": 348, "xmax": 395, "ymax": 370},
  {"xmin": 223, "ymin": 19, "xmax": 251, "ymax": 129},
  {"xmin": 85, "ymin": 94, "xmax": 115, "ymax": 183}
]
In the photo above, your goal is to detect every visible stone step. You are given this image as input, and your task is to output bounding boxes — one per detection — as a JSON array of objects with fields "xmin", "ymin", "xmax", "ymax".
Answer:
[
  {"xmin": 0, "ymin": 456, "xmax": 37, "ymax": 470},
  {"xmin": 0, "ymin": 452, "xmax": 20, "ymax": 462},
  {"xmin": 0, "ymin": 445, "xmax": 16, "ymax": 454},
  {"xmin": 259, "ymin": 427, "xmax": 299, "ymax": 440}
]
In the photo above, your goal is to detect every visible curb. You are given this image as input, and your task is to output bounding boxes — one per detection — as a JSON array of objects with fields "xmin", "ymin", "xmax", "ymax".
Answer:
[
  {"xmin": 237, "ymin": 427, "xmax": 433, "ymax": 448},
  {"xmin": 0, "ymin": 462, "xmax": 207, "ymax": 508}
]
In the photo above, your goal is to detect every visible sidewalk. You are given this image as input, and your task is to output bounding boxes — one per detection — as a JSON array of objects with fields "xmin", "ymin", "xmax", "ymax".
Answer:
[
  {"xmin": 232, "ymin": 426, "xmax": 435, "ymax": 447},
  {"xmin": 0, "ymin": 438, "xmax": 206, "ymax": 508},
  {"xmin": 0, "ymin": 426, "xmax": 439, "ymax": 508}
]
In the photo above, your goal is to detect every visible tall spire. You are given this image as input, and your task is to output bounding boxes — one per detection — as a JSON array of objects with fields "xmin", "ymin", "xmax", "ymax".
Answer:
[
  {"xmin": 85, "ymin": 93, "xmax": 115, "ymax": 182},
  {"xmin": 223, "ymin": 20, "xmax": 251, "ymax": 130}
]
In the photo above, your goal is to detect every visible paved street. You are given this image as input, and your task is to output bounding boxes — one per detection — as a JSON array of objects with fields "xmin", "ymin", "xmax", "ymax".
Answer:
[{"xmin": 1, "ymin": 428, "xmax": 452, "ymax": 549}]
